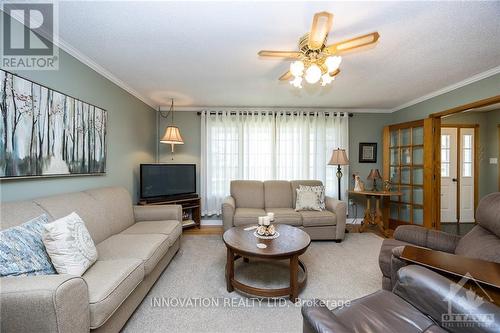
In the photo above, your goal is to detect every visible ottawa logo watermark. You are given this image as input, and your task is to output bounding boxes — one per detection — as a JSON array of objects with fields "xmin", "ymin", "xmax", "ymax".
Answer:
[
  {"xmin": 442, "ymin": 273, "xmax": 495, "ymax": 328},
  {"xmin": 1, "ymin": 1, "xmax": 59, "ymax": 70}
]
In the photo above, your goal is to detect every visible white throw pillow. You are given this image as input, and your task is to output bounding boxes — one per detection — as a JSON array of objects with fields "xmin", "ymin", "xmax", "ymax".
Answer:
[
  {"xmin": 43, "ymin": 212, "xmax": 98, "ymax": 276},
  {"xmin": 299, "ymin": 185, "xmax": 326, "ymax": 210},
  {"xmin": 295, "ymin": 188, "xmax": 322, "ymax": 211}
]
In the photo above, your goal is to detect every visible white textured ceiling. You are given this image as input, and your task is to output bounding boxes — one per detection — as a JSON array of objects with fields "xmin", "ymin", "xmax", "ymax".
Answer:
[{"xmin": 55, "ymin": 1, "xmax": 500, "ymax": 110}]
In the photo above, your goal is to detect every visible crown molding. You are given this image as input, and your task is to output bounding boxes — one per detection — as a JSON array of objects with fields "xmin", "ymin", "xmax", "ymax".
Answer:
[
  {"xmin": 3, "ymin": 7, "xmax": 156, "ymax": 109},
  {"xmin": 390, "ymin": 65, "xmax": 500, "ymax": 113},
  {"xmin": 160, "ymin": 106, "xmax": 393, "ymax": 113},
  {"xmin": 55, "ymin": 38, "xmax": 156, "ymax": 109}
]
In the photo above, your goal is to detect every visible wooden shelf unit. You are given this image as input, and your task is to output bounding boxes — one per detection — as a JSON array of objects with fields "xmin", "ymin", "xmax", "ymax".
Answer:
[{"xmin": 138, "ymin": 196, "xmax": 201, "ymax": 229}]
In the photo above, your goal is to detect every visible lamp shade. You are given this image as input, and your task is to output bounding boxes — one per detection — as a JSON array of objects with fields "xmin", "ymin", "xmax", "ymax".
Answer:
[
  {"xmin": 367, "ymin": 169, "xmax": 382, "ymax": 180},
  {"xmin": 328, "ymin": 148, "xmax": 349, "ymax": 165},
  {"xmin": 160, "ymin": 126, "xmax": 184, "ymax": 145}
]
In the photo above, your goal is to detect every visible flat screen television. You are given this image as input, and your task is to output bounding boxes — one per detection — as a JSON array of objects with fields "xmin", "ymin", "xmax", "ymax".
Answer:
[{"xmin": 140, "ymin": 164, "xmax": 196, "ymax": 200}]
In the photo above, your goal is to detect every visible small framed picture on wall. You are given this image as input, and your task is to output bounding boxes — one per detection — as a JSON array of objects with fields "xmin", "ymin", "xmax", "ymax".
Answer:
[{"xmin": 359, "ymin": 143, "xmax": 377, "ymax": 163}]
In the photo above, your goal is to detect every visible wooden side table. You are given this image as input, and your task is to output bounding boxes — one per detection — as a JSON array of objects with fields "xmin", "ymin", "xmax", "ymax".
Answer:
[{"xmin": 348, "ymin": 190, "xmax": 402, "ymax": 237}]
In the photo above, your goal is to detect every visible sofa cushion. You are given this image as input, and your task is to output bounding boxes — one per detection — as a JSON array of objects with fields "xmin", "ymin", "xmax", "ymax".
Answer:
[
  {"xmin": 96, "ymin": 234, "xmax": 170, "ymax": 275},
  {"xmin": 290, "ymin": 180, "xmax": 323, "ymax": 208},
  {"xmin": 299, "ymin": 210, "xmax": 336, "ymax": 227},
  {"xmin": 264, "ymin": 181, "xmax": 293, "ymax": 208},
  {"xmin": 233, "ymin": 208, "xmax": 266, "ymax": 226},
  {"xmin": 333, "ymin": 290, "xmax": 443, "ymax": 333},
  {"xmin": 379, "ymin": 238, "xmax": 410, "ymax": 277},
  {"xmin": 121, "ymin": 220, "xmax": 182, "ymax": 246},
  {"xmin": 34, "ymin": 191, "xmax": 111, "ymax": 244},
  {"xmin": 265, "ymin": 208, "xmax": 302, "ymax": 226},
  {"xmin": 83, "ymin": 259, "xmax": 144, "ymax": 329},
  {"xmin": 455, "ymin": 225, "xmax": 500, "ymax": 263},
  {"xmin": 231, "ymin": 180, "xmax": 265, "ymax": 209}
]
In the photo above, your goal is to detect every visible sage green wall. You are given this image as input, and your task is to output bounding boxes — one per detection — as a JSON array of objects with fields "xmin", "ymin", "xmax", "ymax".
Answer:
[
  {"xmin": 0, "ymin": 16, "xmax": 156, "ymax": 203},
  {"xmin": 159, "ymin": 111, "xmax": 391, "ymax": 218},
  {"xmin": 442, "ymin": 110, "xmax": 500, "ymax": 198},
  {"xmin": 392, "ymin": 73, "xmax": 500, "ymax": 124}
]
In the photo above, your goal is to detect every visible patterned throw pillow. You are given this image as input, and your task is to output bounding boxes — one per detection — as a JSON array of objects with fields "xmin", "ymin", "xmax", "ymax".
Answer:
[
  {"xmin": 295, "ymin": 188, "xmax": 323, "ymax": 211},
  {"xmin": 0, "ymin": 214, "xmax": 57, "ymax": 277},
  {"xmin": 299, "ymin": 185, "xmax": 326, "ymax": 210},
  {"xmin": 43, "ymin": 212, "xmax": 98, "ymax": 276}
]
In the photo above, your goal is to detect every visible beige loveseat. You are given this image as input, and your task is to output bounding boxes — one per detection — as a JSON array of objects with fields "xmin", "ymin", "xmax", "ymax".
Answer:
[
  {"xmin": 222, "ymin": 180, "xmax": 347, "ymax": 241},
  {"xmin": 0, "ymin": 187, "xmax": 182, "ymax": 333}
]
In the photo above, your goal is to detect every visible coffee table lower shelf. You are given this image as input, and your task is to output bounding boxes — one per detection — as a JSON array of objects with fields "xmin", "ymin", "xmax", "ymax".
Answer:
[{"xmin": 225, "ymin": 251, "xmax": 307, "ymax": 303}]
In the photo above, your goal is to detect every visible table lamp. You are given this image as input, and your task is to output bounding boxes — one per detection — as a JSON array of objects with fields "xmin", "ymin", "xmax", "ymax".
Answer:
[
  {"xmin": 367, "ymin": 169, "xmax": 382, "ymax": 191},
  {"xmin": 328, "ymin": 148, "xmax": 349, "ymax": 200}
]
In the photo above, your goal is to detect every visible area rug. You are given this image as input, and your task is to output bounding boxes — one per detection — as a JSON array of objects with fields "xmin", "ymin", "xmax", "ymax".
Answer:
[{"xmin": 122, "ymin": 232, "xmax": 383, "ymax": 333}]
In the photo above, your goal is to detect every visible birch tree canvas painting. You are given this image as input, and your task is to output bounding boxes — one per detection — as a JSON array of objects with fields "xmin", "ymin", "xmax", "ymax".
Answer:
[{"xmin": 0, "ymin": 70, "xmax": 107, "ymax": 178}]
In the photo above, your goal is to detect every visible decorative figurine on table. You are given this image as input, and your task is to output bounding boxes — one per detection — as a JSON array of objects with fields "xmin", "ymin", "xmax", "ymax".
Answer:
[
  {"xmin": 354, "ymin": 175, "xmax": 365, "ymax": 192},
  {"xmin": 384, "ymin": 180, "xmax": 392, "ymax": 192},
  {"xmin": 367, "ymin": 169, "xmax": 382, "ymax": 191}
]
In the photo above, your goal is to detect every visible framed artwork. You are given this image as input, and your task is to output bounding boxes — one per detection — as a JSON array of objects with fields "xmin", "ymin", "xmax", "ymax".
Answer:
[
  {"xmin": 359, "ymin": 142, "xmax": 377, "ymax": 163},
  {"xmin": 0, "ymin": 70, "xmax": 107, "ymax": 179}
]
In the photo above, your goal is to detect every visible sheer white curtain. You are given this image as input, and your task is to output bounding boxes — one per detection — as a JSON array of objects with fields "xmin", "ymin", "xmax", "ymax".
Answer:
[{"xmin": 200, "ymin": 110, "xmax": 348, "ymax": 215}]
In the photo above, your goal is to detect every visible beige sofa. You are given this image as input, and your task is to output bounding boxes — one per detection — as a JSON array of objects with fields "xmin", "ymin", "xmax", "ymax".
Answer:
[
  {"xmin": 0, "ymin": 187, "xmax": 182, "ymax": 333},
  {"xmin": 222, "ymin": 180, "xmax": 347, "ymax": 241}
]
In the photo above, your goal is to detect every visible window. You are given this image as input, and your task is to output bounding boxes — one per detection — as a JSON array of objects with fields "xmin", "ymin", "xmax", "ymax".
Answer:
[
  {"xmin": 462, "ymin": 134, "xmax": 472, "ymax": 177},
  {"xmin": 200, "ymin": 111, "xmax": 349, "ymax": 215},
  {"xmin": 441, "ymin": 134, "xmax": 450, "ymax": 177}
]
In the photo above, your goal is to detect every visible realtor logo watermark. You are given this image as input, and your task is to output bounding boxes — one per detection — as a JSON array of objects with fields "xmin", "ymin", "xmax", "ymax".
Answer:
[
  {"xmin": 1, "ymin": 1, "xmax": 59, "ymax": 70},
  {"xmin": 442, "ymin": 273, "xmax": 495, "ymax": 328}
]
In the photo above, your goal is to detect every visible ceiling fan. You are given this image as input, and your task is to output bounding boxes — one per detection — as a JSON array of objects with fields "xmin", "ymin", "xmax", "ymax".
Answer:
[{"xmin": 258, "ymin": 11, "xmax": 380, "ymax": 88}]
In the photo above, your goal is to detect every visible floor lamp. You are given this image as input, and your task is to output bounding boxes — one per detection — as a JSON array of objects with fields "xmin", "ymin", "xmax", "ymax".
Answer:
[{"xmin": 328, "ymin": 148, "xmax": 349, "ymax": 201}]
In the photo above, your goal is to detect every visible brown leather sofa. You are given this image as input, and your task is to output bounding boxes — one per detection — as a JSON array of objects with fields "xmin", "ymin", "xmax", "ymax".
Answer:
[
  {"xmin": 222, "ymin": 180, "xmax": 347, "ymax": 241},
  {"xmin": 379, "ymin": 192, "xmax": 500, "ymax": 290},
  {"xmin": 302, "ymin": 265, "xmax": 500, "ymax": 333}
]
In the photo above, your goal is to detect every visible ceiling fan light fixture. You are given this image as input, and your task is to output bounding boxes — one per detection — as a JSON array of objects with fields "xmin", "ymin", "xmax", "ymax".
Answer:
[
  {"xmin": 325, "ymin": 56, "xmax": 342, "ymax": 72},
  {"xmin": 290, "ymin": 61, "xmax": 305, "ymax": 77},
  {"xmin": 304, "ymin": 64, "xmax": 322, "ymax": 84},
  {"xmin": 290, "ymin": 76, "xmax": 303, "ymax": 88},
  {"xmin": 321, "ymin": 73, "xmax": 335, "ymax": 86}
]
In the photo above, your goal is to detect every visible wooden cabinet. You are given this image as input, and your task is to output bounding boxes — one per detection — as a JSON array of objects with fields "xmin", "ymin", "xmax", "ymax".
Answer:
[{"xmin": 138, "ymin": 196, "xmax": 201, "ymax": 229}]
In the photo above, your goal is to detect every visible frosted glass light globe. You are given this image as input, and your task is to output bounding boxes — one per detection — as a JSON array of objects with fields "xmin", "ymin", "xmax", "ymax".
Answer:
[
  {"xmin": 290, "ymin": 61, "xmax": 304, "ymax": 77},
  {"xmin": 304, "ymin": 64, "xmax": 322, "ymax": 84},
  {"xmin": 325, "ymin": 56, "xmax": 342, "ymax": 72},
  {"xmin": 321, "ymin": 73, "xmax": 335, "ymax": 86},
  {"xmin": 290, "ymin": 76, "xmax": 303, "ymax": 88}
]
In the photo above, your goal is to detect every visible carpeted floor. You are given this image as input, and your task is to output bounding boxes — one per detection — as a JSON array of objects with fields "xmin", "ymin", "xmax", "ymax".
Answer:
[{"xmin": 122, "ymin": 232, "xmax": 383, "ymax": 333}]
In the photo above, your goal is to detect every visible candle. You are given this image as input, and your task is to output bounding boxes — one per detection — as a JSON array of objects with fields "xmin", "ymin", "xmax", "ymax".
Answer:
[
  {"xmin": 258, "ymin": 216, "xmax": 264, "ymax": 226},
  {"xmin": 267, "ymin": 212, "xmax": 274, "ymax": 221},
  {"xmin": 263, "ymin": 216, "xmax": 271, "ymax": 226}
]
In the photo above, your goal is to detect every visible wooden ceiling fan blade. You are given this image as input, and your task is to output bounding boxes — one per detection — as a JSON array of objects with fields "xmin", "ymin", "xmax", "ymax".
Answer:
[
  {"xmin": 329, "ymin": 68, "xmax": 341, "ymax": 77},
  {"xmin": 279, "ymin": 71, "xmax": 293, "ymax": 81},
  {"xmin": 325, "ymin": 32, "xmax": 380, "ymax": 54},
  {"xmin": 308, "ymin": 12, "xmax": 333, "ymax": 50},
  {"xmin": 258, "ymin": 50, "xmax": 302, "ymax": 59}
]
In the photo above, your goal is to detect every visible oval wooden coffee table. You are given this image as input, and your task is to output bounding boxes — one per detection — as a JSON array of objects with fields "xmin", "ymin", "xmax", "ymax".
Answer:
[{"xmin": 223, "ymin": 224, "xmax": 311, "ymax": 302}]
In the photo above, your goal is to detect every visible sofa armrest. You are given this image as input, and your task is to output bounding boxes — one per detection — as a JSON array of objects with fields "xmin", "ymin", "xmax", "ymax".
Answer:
[
  {"xmin": 222, "ymin": 196, "xmax": 236, "ymax": 231},
  {"xmin": 1, "ymin": 274, "xmax": 89, "ymax": 333},
  {"xmin": 133, "ymin": 204, "xmax": 182, "ymax": 222},
  {"xmin": 325, "ymin": 196, "xmax": 347, "ymax": 240},
  {"xmin": 302, "ymin": 300, "xmax": 351, "ymax": 333},
  {"xmin": 394, "ymin": 225, "xmax": 460, "ymax": 253}
]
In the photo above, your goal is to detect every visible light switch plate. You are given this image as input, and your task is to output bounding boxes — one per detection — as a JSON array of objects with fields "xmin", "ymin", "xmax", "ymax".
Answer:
[{"xmin": 490, "ymin": 158, "xmax": 498, "ymax": 165}]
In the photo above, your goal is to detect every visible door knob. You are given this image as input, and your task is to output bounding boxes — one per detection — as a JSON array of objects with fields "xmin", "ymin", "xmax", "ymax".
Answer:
[{"xmin": 452, "ymin": 178, "xmax": 458, "ymax": 182}]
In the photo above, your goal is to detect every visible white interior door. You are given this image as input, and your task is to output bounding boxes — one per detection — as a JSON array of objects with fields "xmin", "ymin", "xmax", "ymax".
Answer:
[
  {"xmin": 459, "ymin": 128, "xmax": 475, "ymax": 222},
  {"xmin": 440, "ymin": 128, "xmax": 457, "ymax": 223}
]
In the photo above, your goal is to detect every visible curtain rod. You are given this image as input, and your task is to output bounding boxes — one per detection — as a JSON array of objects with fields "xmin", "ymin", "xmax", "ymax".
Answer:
[{"xmin": 196, "ymin": 111, "xmax": 354, "ymax": 117}]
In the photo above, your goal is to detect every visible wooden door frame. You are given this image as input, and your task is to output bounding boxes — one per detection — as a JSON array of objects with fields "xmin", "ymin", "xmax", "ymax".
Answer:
[
  {"xmin": 441, "ymin": 124, "xmax": 479, "ymax": 223},
  {"xmin": 429, "ymin": 94, "xmax": 500, "ymax": 228}
]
